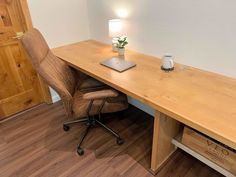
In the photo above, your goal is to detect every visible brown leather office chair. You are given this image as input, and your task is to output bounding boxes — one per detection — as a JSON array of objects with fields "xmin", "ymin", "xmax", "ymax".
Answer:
[{"xmin": 21, "ymin": 28, "xmax": 128, "ymax": 155}]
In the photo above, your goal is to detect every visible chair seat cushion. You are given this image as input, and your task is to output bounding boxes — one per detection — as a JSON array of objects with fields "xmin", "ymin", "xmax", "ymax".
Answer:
[{"xmin": 72, "ymin": 89, "xmax": 128, "ymax": 118}]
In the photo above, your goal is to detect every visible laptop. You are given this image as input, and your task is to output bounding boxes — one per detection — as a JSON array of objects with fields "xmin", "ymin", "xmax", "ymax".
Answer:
[{"xmin": 100, "ymin": 57, "xmax": 136, "ymax": 72}]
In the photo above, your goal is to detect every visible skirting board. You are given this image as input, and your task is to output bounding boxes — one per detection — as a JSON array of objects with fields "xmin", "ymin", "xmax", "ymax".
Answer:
[{"xmin": 172, "ymin": 135, "xmax": 235, "ymax": 177}]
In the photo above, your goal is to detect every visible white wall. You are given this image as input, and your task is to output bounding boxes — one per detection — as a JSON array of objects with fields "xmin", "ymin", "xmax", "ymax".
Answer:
[
  {"xmin": 28, "ymin": 0, "xmax": 90, "ymax": 102},
  {"xmin": 28, "ymin": 0, "xmax": 90, "ymax": 48},
  {"xmin": 87, "ymin": 0, "xmax": 236, "ymax": 78}
]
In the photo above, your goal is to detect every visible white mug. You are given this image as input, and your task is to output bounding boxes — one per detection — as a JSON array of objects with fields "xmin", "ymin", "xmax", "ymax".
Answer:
[{"xmin": 162, "ymin": 54, "xmax": 174, "ymax": 70}]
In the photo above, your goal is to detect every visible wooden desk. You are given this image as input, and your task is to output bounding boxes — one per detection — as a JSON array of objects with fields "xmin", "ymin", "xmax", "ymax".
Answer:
[{"xmin": 53, "ymin": 40, "xmax": 236, "ymax": 173}]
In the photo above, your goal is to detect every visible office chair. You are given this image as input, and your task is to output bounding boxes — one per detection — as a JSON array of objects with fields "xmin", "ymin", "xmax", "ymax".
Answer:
[{"xmin": 21, "ymin": 28, "xmax": 129, "ymax": 155}]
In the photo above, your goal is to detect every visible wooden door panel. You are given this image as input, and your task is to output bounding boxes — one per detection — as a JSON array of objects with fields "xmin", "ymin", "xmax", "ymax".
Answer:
[
  {"xmin": 11, "ymin": 43, "xmax": 38, "ymax": 90},
  {"xmin": 0, "ymin": 5, "xmax": 12, "ymax": 26},
  {"xmin": 0, "ymin": 44, "xmax": 23, "ymax": 99},
  {"xmin": 0, "ymin": 3, "xmax": 16, "ymax": 43},
  {"xmin": 0, "ymin": 0, "xmax": 51, "ymax": 119},
  {"xmin": 0, "ymin": 42, "xmax": 43, "ymax": 117},
  {"xmin": 0, "ymin": 89, "xmax": 41, "ymax": 119}
]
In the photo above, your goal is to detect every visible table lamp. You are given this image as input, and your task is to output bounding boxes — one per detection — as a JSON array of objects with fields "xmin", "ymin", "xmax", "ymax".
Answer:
[{"xmin": 109, "ymin": 19, "xmax": 123, "ymax": 51}]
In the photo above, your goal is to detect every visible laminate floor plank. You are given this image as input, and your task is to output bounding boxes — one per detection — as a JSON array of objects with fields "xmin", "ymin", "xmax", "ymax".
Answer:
[{"xmin": 0, "ymin": 102, "xmax": 223, "ymax": 177}]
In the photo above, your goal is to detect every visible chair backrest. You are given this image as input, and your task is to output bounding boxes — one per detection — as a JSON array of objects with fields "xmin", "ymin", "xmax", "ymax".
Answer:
[{"xmin": 21, "ymin": 28, "xmax": 77, "ymax": 116}]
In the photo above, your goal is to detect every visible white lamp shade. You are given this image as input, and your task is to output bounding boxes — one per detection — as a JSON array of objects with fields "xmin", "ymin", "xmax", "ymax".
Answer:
[{"xmin": 109, "ymin": 19, "xmax": 122, "ymax": 38}]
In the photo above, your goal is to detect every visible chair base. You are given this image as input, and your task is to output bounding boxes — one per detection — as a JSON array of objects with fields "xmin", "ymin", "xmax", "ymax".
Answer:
[{"xmin": 63, "ymin": 115, "xmax": 124, "ymax": 156}]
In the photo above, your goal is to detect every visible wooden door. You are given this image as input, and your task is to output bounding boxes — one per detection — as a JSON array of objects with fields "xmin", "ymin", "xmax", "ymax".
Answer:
[{"xmin": 0, "ymin": 0, "xmax": 51, "ymax": 120}]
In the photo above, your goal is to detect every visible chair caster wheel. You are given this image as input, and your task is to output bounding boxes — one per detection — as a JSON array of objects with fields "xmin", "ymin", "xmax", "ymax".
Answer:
[
  {"xmin": 77, "ymin": 147, "xmax": 84, "ymax": 156},
  {"xmin": 117, "ymin": 138, "xmax": 124, "ymax": 145},
  {"xmin": 63, "ymin": 125, "xmax": 70, "ymax": 132}
]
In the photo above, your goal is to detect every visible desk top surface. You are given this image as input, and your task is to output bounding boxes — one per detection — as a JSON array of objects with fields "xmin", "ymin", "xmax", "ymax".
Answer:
[{"xmin": 53, "ymin": 40, "xmax": 236, "ymax": 150}]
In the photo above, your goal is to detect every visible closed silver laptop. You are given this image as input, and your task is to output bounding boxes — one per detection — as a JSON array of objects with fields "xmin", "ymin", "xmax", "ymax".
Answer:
[{"xmin": 100, "ymin": 57, "xmax": 136, "ymax": 72}]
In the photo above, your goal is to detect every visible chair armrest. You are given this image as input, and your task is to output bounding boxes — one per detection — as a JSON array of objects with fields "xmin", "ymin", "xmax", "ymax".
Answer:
[{"xmin": 83, "ymin": 89, "xmax": 119, "ymax": 100}]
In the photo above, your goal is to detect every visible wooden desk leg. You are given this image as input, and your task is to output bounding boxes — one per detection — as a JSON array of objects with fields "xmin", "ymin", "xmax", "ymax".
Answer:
[{"xmin": 150, "ymin": 110, "xmax": 181, "ymax": 174}]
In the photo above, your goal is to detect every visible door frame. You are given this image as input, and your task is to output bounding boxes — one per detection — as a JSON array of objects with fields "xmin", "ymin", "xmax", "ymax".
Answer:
[{"xmin": 17, "ymin": 0, "xmax": 52, "ymax": 104}]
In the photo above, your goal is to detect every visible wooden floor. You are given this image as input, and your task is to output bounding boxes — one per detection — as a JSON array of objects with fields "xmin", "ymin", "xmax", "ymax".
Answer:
[{"xmin": 0, "ymin": 102, "xmax": 223, "ymax": 177}]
